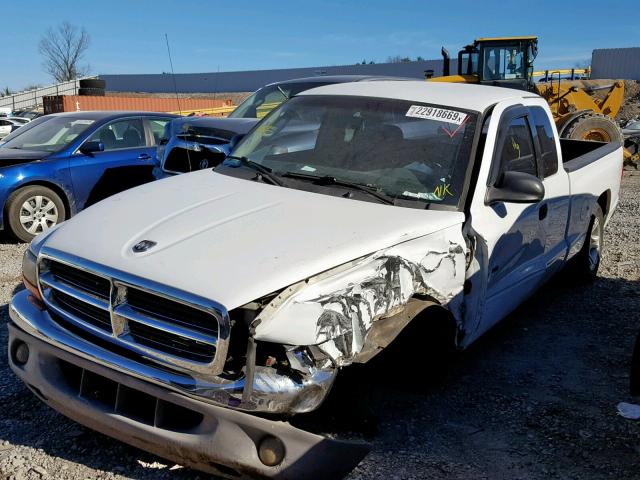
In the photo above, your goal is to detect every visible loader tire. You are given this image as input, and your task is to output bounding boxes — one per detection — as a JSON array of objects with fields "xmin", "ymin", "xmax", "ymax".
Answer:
[
  {"xmin": 79, "ymin": 78, "xmax": 106, "ymax": 89},
  {"xmin": 563, "ymin": 113, "xmax": 624, "ymax": 144},
  {"xmin": 78, "ymin": 88, "xmax": 105, "ymax": 96},
  {"xmin": 569, "ymin": 204, "xmax": 604, "ymax": 283}
]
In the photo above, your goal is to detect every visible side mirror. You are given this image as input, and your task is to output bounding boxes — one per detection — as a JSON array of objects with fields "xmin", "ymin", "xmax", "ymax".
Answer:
[
  {"xmin": 228, "ymin": 133, "xmax": 245, "ymax": 152},
  {"xmin": 80, "ymin": 141, "xmax": 104, "ymax": 155},
  {"xmin": 485, "ymin": 171, "xmax": 545, "ymax": 204}
]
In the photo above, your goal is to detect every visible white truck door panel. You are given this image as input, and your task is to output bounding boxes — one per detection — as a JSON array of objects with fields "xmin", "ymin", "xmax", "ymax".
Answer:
[
  {"xmin": 466, "ymin": 102, "xmax": 548, "ymax": 341},
  {"xmin": 526, "ymin": 103, "xmax": 571, "ymax": 277}
]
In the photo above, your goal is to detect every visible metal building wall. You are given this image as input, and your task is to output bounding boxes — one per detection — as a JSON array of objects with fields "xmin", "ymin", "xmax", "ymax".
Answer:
[
  {"xmin": 591, "ymin": 48, "xmax": 640, "ymax": 80},
  {"xmin": 99, "ymin": 59, "xmax": 455, "ymax": 93}
]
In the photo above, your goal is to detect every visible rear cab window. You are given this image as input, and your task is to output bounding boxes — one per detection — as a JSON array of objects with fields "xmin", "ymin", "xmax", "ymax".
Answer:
[{"xmin": 529, "ymin": 107, "xmax": 559, "ymax": 177}]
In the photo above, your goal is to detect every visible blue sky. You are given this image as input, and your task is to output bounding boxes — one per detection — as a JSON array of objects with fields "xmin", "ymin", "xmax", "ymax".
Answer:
[{"xmin": 3, "ymin": 0, "xmax": 638, "ymax": 90}]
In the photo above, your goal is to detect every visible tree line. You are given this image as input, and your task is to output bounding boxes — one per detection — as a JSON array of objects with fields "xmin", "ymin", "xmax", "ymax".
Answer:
[{"xmin": 357, "ymin": 55, "xmax": 428, "ymax": 65}]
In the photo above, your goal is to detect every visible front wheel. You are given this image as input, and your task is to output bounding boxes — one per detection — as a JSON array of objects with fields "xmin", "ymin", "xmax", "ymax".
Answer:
[
  {"xmin": 570, "ymin": 204, "xmax": 604, "ymax": 282},
  {"xmin": 5, "ymin": 186, "xmax": 66, "ymax": 242}
]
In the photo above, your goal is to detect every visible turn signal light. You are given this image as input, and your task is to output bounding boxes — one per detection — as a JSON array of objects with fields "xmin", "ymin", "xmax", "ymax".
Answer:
[{"xmin": 23, "ymin": 276, "xmax": 43, "ymax": 304}]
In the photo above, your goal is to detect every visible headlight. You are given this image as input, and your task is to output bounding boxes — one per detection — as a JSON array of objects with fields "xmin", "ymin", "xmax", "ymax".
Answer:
[
  {"xmin": 22, "ymin": 248, "xmax": 41, "ymax": 301},
  {"xmin": 21, "ymin": 223, "xmax": 60, "ymax": 302}
]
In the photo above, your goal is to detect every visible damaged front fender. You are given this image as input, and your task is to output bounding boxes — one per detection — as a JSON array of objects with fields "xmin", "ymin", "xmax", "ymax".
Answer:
[{"xmin": 253, "ymin": 226, "xmax": 467, "ymax": 366}]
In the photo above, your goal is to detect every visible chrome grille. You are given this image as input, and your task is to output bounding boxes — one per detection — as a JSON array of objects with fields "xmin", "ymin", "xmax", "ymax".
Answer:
[{"xmin": 37, "ymin": 249, "xmax": 230, "ymax": 377}]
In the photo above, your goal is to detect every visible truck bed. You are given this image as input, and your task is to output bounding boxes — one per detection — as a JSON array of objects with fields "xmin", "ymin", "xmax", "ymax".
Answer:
[
  {"xmin": 562, "ymin": 138, "xmax": 623, "ymax": 256},
  {"xmin": 561, "ymin": 139, "xmax": 621, "ymax": 172}
]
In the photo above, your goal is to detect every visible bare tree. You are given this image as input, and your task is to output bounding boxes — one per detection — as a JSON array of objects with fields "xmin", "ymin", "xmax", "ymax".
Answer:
[{"xmin": 39, "ymin": 22, "xmax": 90, "ymax": 82}]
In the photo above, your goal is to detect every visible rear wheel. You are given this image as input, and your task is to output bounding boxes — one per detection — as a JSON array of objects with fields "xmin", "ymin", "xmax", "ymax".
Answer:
[
  {"xmin": 5, "ymin": 186, "xmax": 66, "ymax": 242},
  {"xmin": 563, "ymin": 112, "xmax": 624, "ymax": 143},
  {"xmin": 570, "ymin": 204, "xmax": 604, "ymax": 282}
]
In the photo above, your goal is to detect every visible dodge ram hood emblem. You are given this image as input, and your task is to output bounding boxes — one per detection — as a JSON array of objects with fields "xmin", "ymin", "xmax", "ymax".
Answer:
[{"xmin": 132, "ymin": 240, "xmax": 157, "ymax": 253}]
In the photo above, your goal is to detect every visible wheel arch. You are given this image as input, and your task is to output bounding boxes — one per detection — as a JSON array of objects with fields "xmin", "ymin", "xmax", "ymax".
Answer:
[
  {"xmin": 355, "ymin": 298, "xmax": 460, "ymax": 365},
  {"xmin": 597, "ymin": 189, "xmax": 610, "ymax": 219},
  {"xmin": 2, "ymin": 180, "xmax": 72, "ymax": 227}
]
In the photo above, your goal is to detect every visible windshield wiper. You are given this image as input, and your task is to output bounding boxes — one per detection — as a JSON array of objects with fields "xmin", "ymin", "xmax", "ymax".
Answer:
[
  {"xmin": 225, "ymin": 155, "xmax": 284, "ymax": 186},
  {"xmin": 281, "ymin": 172, "xmax": 395, "ymax": 205}
]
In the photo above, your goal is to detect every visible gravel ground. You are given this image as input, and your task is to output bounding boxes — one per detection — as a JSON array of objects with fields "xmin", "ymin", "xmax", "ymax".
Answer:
[
  {"xmin": 1, "ymin": 172, "xmax": 639, "ymax": 480},
  {"xmin": 618, "ymin": 81, "xmax": 640, "ymax": 123}
]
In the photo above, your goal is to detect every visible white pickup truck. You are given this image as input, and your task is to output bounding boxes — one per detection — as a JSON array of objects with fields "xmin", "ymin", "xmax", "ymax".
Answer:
[{"xmin": 8, "ymin": 81, "xmax": 623, "ymax": 479}]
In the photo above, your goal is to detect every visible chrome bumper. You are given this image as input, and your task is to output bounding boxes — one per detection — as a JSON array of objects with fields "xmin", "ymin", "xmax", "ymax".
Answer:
[
  {"xmin": 8, "ymin": 289, "xmax": 336, "ymax": 414},
  {"xmin": 7, "ymin": 318, "xmax": 369, "ymax": 479}
]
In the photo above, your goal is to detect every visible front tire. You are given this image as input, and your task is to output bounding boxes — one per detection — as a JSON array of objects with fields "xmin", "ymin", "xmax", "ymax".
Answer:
[
  {"xmin": 563, "ymin": 113, "xmax": 624, "ymax": 144},
  {"xmin": 5, "ymin": 186, "xmax": 66, "ymax": 242},
  {"xmin": 571, "ymin": 204, "xmax": 604, "ymax": 282}
]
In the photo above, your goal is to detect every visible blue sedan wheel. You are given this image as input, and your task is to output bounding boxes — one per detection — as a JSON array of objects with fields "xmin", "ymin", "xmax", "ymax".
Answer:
[
  {"xmin": 6, "ymin": 185, "xmax": 66, "ymax": 242},
  {"xmin": 19, "ymin": 195, "xmax": 59, "ymax": 235}
]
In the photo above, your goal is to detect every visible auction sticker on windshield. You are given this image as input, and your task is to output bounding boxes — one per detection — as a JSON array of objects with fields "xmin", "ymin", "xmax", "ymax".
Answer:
[{"xmin": 406, "ymin": 105, "xmax": 468, "ymax": 125}]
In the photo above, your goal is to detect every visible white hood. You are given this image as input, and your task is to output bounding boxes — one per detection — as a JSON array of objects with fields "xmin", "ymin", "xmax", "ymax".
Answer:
[{"xmin": 44, "ymin": 170, "xmax": 464, "ymax": 310}]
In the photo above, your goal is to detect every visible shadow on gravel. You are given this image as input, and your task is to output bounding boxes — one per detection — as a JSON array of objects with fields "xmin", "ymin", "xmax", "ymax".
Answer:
[
  {"xmin": 0, "ymin": 230, "xmax": 20, "ymax": 245},
  {"xmin": 1, "ymin": 273, "xmax": 638, "ymax": 479}
]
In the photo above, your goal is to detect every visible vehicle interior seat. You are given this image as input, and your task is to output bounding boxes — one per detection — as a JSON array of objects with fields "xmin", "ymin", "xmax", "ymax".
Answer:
[
  {"xmin": 99, "ymin": 129, "xmax": 117, "ymax": 150},
  {"xmin": 348, "ymin": 123, "xmax": 404, "ymax": 170},
  {"xmin": 123, "ymin": 129, "xmax": 142, "ymax": 148}
]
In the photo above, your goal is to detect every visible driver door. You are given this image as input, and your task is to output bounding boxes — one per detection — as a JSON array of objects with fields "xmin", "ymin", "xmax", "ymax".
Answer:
[
  {"xmin": 463, "ymin": 103, "xmax": 548, "ymax": 342},
  {"xmin": 70, "ymin": 117, "xmax": 153, "ymax": 208}
]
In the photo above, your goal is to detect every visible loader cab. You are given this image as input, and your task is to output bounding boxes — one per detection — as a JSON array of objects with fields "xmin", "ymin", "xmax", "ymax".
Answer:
[{"xmin": 457, "ymin": 36, "xmax": 538, "ymax": 91}]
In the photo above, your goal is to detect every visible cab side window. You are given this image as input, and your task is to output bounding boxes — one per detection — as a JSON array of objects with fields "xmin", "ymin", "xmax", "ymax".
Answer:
[
  {"xmin": 500, "ymin": 116, "xmax": 537, "ymax": 176},
  {"xmin": 530, "ymin": 107, "xmax": 558, "ymax": 177}
]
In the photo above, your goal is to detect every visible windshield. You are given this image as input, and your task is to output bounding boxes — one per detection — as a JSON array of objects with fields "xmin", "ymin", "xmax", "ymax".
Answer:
[
  {"xmin": 230, "ymin": 95, "xmax": 478, "ymax": 207},
  {"xmin": 482, "ymin": 45, "xmax": 526, "ymax": 80},
  {"xmin": 1, "ymin": 116, "xmax": 95, "ymax": 152},
  {"xmin": 0, "ymin": 115, "xmax": 52, "ymax": 146},
  {"xmin": 228, "ymin": 81, "xmax": 334, "ymax": 119}
]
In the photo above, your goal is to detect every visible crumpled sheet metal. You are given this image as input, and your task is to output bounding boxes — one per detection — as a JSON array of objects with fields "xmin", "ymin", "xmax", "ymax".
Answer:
[{"xmin": 253, "ymin": 226, "xmax": 466, "ymax": 365}]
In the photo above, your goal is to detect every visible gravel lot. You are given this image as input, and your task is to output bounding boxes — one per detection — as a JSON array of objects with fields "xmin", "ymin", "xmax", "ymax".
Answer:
[{"xmin": 1, "ymin": 171, "xmax": 639, "ymax": 480}]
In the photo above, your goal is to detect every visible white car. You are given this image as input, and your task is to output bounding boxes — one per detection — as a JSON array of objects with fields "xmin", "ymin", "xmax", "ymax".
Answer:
[
  {"xmin": 0, "ymin": 117, "xmax": 22, "ymax": 139},
  {"xmin": 8, "ymin": 81, "xmax": 623, "ymax": 479}
]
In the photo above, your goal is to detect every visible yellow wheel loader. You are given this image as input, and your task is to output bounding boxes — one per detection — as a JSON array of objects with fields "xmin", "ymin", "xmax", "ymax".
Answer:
[{"xmin": 429, "ymin": 36, "xmax": 638, "ymax": 164}]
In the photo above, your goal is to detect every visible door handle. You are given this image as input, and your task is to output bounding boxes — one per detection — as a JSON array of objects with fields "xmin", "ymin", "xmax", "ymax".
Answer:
[
  {"xmin": 539, "ymin": 203, "xmax": 548, "ymax": 220},
  {"xmin": 138, "ymin": 153, "xmax": 152, "ymax": 160}
]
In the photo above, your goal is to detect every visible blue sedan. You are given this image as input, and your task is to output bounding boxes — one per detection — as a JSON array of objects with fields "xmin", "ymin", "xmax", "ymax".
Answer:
[{"xmin": 0, "ymin": 111, "xmax": 177, "ymax": 241}]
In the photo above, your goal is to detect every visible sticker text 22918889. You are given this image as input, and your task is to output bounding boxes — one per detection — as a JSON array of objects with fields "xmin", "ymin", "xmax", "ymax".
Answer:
[{"xmin": 405, "ymin": 105, "xmax": 468, "ymax": 125}]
